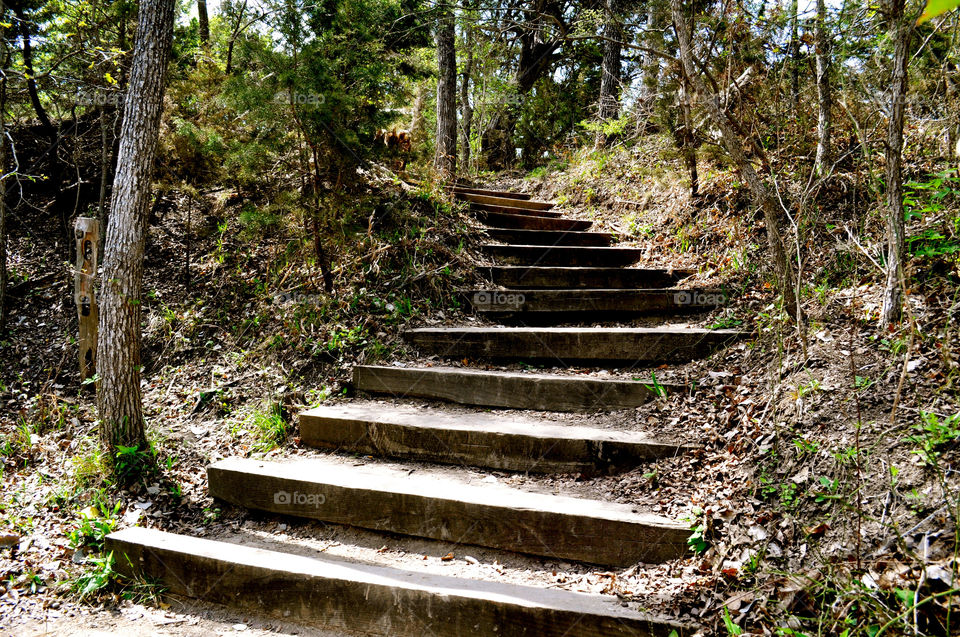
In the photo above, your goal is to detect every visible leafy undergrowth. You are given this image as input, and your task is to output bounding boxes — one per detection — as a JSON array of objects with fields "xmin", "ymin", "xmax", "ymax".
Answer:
[
  {"xmin": 0, "ymin": 167, "xmax": 480, "ymax": 621},
  {"xmin": 486, "ymin": 136, "xmax": 960, "ymax": 635}
]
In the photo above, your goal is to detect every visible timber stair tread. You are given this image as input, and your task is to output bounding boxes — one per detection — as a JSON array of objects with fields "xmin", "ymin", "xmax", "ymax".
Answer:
[
  {"xmin": 457, "ymin": 192, "xmax": 555, "ymax": 210},
  {"xmin": 352, "ymin": 364, "xmax": 681, "ymax": 412},
  {"xmin": 106, "ymin": 527, "xmax": 690, "ymax": 637},
  {"xmin": 484, "ymin": 228, "xmax": 614, "ymax": 246},
  {"xmin": 469, "ymin": 201, "xmax": 564, "ymax": 217},
  {"xmin": 482, "ymin": 244, "xmax": 645, "ymax": 267},
  {"xmin": 452, "ymin": 185, "xmax": 532, "ymax": 200},
  {"xmin": 485, "ymin": 265, "xmax": 693, "ymax": 289},
  {"xmin": 404, "ymin": 326, "xmax": 745, "ymax": 363},
  {"xmin": 476, "ymin": 211, "xmax": 593, "ymax": 231},
  {"xmin": 299, "ymin": 401, "xmax": 691, "ymax": 474},
  {"xmin": 468, "ymin": 288, "xmax": 728, "ymax": 314},
  {"xmin": 206, "ymin": 456, "xmax": 690, "ymax": 566}
]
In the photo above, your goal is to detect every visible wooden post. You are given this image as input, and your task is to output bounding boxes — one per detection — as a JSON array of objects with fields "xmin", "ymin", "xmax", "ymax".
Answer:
[{"xmin": 74, "ymin": 217, "xmax": 99, "ymax": 381}]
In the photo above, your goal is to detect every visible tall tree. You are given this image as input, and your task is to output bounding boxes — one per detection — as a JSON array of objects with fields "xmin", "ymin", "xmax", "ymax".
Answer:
[
  {"xmin": 459, "ymin": 16, "xmax": 474, "ymax": 169},
  {"xmin": 198, "ymin": 0, "xmax": 211, "ymax": 47},
  {"xmin": 813, "ymin": 0, "xmax": 832, "ymax": 175},
  {"xmin": 435, "ymin": 2, "xmax": 457, "ymax": 176},
  {"xmin": 880, "ymin": 0, "xmax": 916, "ymax": 325},
  {"xmin": 787, "ymin": 0, "xmax": 800, "ymax": 113},
  {"xmin": 97, "ymin": 0, "xmax": 176, "ymax": 456},
  {"xmin": 596, "ymin": 0, "xmax": 623, "ymax": 146},
  {"xmin": 9, "ymin": 1, "xmax": 53, "ymax": 132},
  {"xmin": 671, "ymin": 0, "xmax": 800, "ymax": 317}
]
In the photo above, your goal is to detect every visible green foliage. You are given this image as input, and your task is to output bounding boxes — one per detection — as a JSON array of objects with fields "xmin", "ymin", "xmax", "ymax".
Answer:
[
  {"xmin": 244, "ymin": 403, "xmax": 288, "ymax": 452},
  {"xmin": 907, "ymin": 411, "xmax": 960, "ymax": 465},
  {"xmin": 113, "ymin": 443, "xmax": 158, "ymax": 484},
  {"xmin": 919, "ymin": 0, "xmax": 960, "ymax": 23},
  {"xmin": 70, "ymin": 552, "xmax": 117, "ymax": 599}
]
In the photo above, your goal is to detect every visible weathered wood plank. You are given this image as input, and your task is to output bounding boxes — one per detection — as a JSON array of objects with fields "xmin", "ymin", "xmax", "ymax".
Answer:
[
  {"xmin": 300, "ymin": 401, "xmax": 690, "ymax": 474},
  {"xmin": 469, "ymin": 201, "xmax": 563, "ymax": 217},
  {"xmin": 457, "ymin": 192, "xmax": 555, "ymax": 211},
  {"xmin": 207, "ymin": 457, "xmax": 690, "ymax": 566},
  {"xmin": 73, "ymin": 217, "xmax": 99, "ymax": 381},
  {"xmin": 452, "ymin": 185, "xmax": 532, "ymax": 200},
  {"xmin": 485, "ymin": 266, "xmax": 692, "ymax": 289},
  {"xmin": 482, "ymin": 244, "xmax": 644, "ymax": 267},
  {"xmin": 353, "ymin": 365, "xmax": 681, "ymax": 412},
  {"xmin": 477, "ymin": 211, "xmax": 593, "ymax": 231},
  {"xmin": 107, "ymin": 528, "xmax": 689, "ymax": 636},
  {"xmin": 468, "ymin": 288, "xmax": 728, "ymax": 314},
  {"xmin": 485, "ymin": 228, "xmax": 613, "ymax": 247},
  {"xmin": 404, "ymin": 326, "xmax": 744, "ymax": 363}
]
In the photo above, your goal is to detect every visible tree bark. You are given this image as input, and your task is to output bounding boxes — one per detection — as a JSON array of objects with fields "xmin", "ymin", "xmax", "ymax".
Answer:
[
  {"xmin": 679, "ymin": 75, "xmax": 699, "ymax": 197},
  {"xmin": 0, "ymin": 65, "xmax": 7, "ymax": 336},
  {"xmin": 813, "ymin": 0, "xmax": 832, "ymax": 175},
  {"xmin": 880, "ymin": 0, "xmax": 914, "ymax": 326},
  {"xmin": 435, "ymin": 3, "xmax": 457, "ymax": 177},
  {"xmin": 459, "ymin": 20, "xmax": 474, "ymax": 170},
  {"xmin": 596, "ymin": 0, "xmax": 623, "ymax": 147},
  {"xmin": 671, "ymin": 0, "xmax": 799, "ymax": 317},
  {"xmin": 98, "ymin": 0, "xmax": 175, "ymax": 455},
  {"xmin": 198, "ymin": 0, "xmax": 210, "ymax": 47},
  {"xmin": 11, "ymin": 3, "xmax": 53, "ymax": 132},
  {"xmin": 788, "ymin": 0, "xmax": 800, "ymax": 114}
]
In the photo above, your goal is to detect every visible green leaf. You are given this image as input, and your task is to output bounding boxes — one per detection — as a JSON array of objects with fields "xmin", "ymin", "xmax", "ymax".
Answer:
[{"xmin": 918, "ymin": 0, "xmax": 960, "ymax": 24}]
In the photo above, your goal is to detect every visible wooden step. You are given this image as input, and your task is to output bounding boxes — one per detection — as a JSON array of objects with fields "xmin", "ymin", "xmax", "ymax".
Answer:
[
  {"xmin": 353, "ymin": 365, "xmax": 683, "ymax": 412},
  {"xmin": 207, "ymin": 457, "xmax": 690, "ymax": 566},
  {"xmin": 300, "ymin": 401, "xmax": 688, "ymax": 474},
  {"xmin": 486, "ymin": 266, "xmax": 692, "ymax": 289},
  {"xmin": 469, "ymin": 288, "xmax": 728, "ymax": 314},
  {"xmin": 483, "ymin": 244, "xmax": 644, "ymax": 267},
  {"xmin": 404, "ymin": 326, "xmax": 744, "ymax": 363},
  {"xmin": 470, "ymin": 201, "xmax": 563, "ymax": 217},
  {"xmin": 477, "ymin": 211, "xmax": 593, "ymax": 231},
  {"xmin": 485, "ymin": 228, "xmax": 613, "ymax": 247},
  {"xmin": 107, "ymin": 528, "xmax": 689, "ymax": 637},
  {"xmin": 453, "ymin": 185, "xmax": 531, "ymax": 200},
  {"xmin": 458, "ymin": 192, "xmax": 554, "ymax": 211}
]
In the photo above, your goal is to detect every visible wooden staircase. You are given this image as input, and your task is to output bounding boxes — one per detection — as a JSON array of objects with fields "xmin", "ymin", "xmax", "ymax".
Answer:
[{"xmin": 107, "ymin": 184, "xmax": 742, "ymax": 635}]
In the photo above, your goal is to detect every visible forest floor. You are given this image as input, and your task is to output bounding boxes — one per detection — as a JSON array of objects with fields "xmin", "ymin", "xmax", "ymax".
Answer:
[{"xmin": 2, "ymin": 140, "xmax": 959, "ymax": 635}]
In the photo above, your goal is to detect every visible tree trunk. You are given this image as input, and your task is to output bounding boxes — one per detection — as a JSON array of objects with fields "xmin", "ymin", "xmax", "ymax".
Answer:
[
  {"xmin": 459, "ymin": 21, "xmax": 474, "ymax": 170},
  {"xmin": 671, "ymin": 0, "xmax": 799, "ymax": 317},
  {"xmin": 435, "ymin": 3, "xmax": 457, "ymax": 177},
  {"xmin": 12, "ymin": 4, "xmax": 53, "ymax": 132},
  {"xmin": 788, "ymin": 0, "xmax": 800, "ymax": 114},
  {"xmin": 813, "ymin": 0, "xmax": 832, "ymax": 175},
  {"xmin": 0, "ymin": 68, "xmax": 7, "ymax": 336},
  {"xmin": 880, "ymin": 0, "xmax": 913, "ymax": 326},
  {"xmin": 198, "ymin": 0, "xmax": 210, "ymax": 47},
  {"xmin": 596, "ymin": 0, "xmax": 623, "ymax": 147},
  {"xmin": 679, "ymin": 75, "xmax": 699, "ymax": 197},
  {"xmin": 98, "ymin": 0, "xmax": 175, "ymax": 455}
]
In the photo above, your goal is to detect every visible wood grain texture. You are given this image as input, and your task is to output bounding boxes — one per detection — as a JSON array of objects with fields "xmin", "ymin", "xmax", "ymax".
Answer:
[
  {"xmin": 485, "ymin": 266, "xmax": 692, "ymax": 289},
  {"xmin": 404, "ymin": 326, "xmax": 744, "ymax": 363},
  {"xmin": 353, "ymin": 364, "xmax": 679, "ymax": 412},
  {"xmin": 300, "ymin": 400, "xmax": 690, "ymax": 473},
  {"xmin": 457, "ymin": 192, "xmax": 555, "ymax": 210},
  {"xmin": 470, "ymin": 201, "xmax": 563, "ymax": 217},
  {"xmin": 453, "ymin": 185, "xmax": 532, "ymax": 200},
  {"xmin": 485, "ymin": 228, "xmax": 613, "ymax": 246},
  {"xmin": 107, "ymin": 528, "xmax": 689, "ymax": 636},
  {"xmin": 468, "ymin": 288, "xmax": 727, "ymax": 314},
  {"xmin": 482, "ymin": 244, "xmax": 644, "ymax": 267},
  {"xmin": 477, "ymin": 211, "xmax": 592, "ymax": 231},
  {"xmin": 207, "ymin": 457, "xmax": 690, "ymax": 566}
]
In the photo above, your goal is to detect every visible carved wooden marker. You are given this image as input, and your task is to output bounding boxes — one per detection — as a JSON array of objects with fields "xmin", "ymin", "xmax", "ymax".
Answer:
[{"xmin": 74, "ymin": 217, "xmax": 99, "ymax": 381}]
